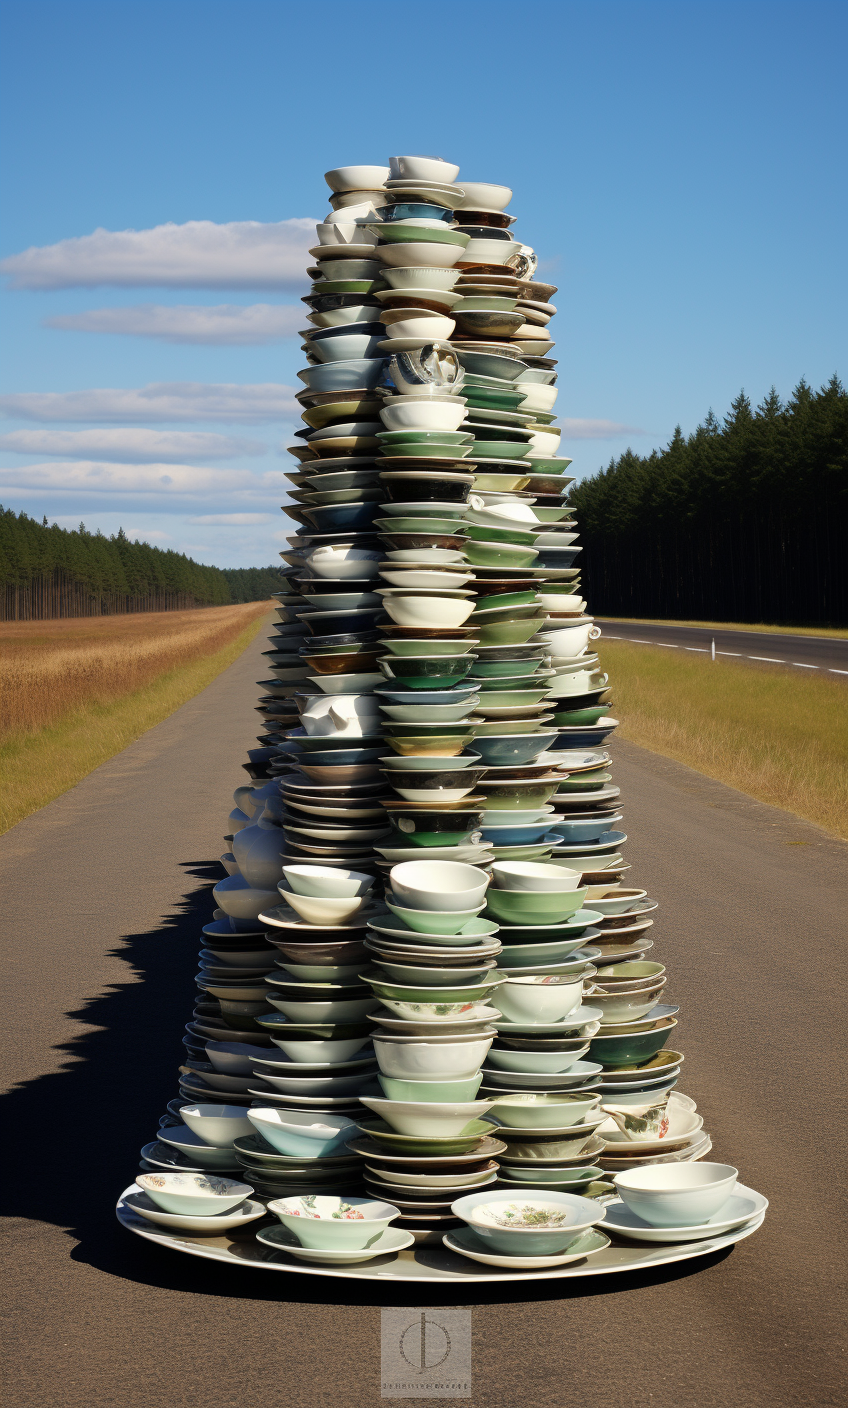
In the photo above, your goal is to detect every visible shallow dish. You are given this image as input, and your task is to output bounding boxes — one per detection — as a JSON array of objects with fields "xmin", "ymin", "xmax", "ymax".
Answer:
[
  {"xmin": 126, "ymin": 1191, "xmax": 264, "ymax": 1232},
  {"xmin": 246, "ymin": 1107, "xmax": 357, "ymax": 1157},
  {"xmin": 601, "ymin": 1187, "xmax": 767, "ymax": 1242},
  {"xmin": 451, "ymin": 1189, "xmax": 606, "ymax": 1254},
  {"xmin": 267, "ymin": 1193, "xmax": 400, "ymax": 1249},
  {"xmin": 443, "ymin": 1225, "xmax": 610, "ymax": 1269},
  {"xmin": 256, "ymin": 1223, "xmax": 415, "ymax": 1264},
  {"xmin": 485, "ymin": 1092, "xmax": 601, "ymax": 1129}
]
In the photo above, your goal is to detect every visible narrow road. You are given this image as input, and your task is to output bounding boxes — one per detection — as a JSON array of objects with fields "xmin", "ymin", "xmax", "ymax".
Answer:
[
  {"xmin": 1, "ymin": 628, "xmax": 845, "ymax": 1408},
  {"xmin": 597, "ymin": 619, "xmax": 848, "ymax": 675}
]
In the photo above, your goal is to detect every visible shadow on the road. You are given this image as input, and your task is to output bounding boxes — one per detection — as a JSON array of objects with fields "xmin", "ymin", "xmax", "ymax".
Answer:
[{"xmin": 0, "ymin": 869, "xmax": 733, "ymax": 1307}]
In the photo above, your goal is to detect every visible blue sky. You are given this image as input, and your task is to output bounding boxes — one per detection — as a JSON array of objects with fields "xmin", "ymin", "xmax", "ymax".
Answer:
[{"xmin": 0, "ymin": 0, "xmax": 845, "ymax": 568}]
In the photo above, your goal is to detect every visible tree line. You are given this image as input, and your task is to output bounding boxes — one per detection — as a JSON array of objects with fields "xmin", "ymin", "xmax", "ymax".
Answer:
[
  {"xmin": 570, "ymin": 376, "xmax": 848, "ymax": 626},
  {"xmin": 0, "ymin": 507, "xmax": 283, "ymax": 618}
]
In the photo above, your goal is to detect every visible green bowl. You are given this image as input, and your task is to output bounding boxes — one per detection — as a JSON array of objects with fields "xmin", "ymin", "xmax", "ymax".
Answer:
[
  {"xmin": 314, "ymin": 279, "xmax": 387, "ymax": 295},
  {"xmin": 466, "ymin": 525, "xmax": 538, "ymax": 546},
  {"xmin": 378, "ymin": 444, "xmax": 474, "ymax": 459},
  {"xmin": 524, "ymin": 457, "xmax": 573, "ymax": 472},
  {"xmin": 382, "ymin": 638, "xmax": 478, "ymax": 657},
  {"xmin": 499, "ymin": 1165, "xmax": 605, "ymax": 1186},
  {"xmin": 552, "ymin": 706, "xmax": 609, "ymax": 725},
  {"xmin": 484, "ymin": 888, "xmax": 587, "ymax": 923},
  {"xmin": 357, "ymin": 1119, "xmax": 491, "ymax": 1154},
  {"xmin": 378, "ymin": 1073, "xmax": 484, "ymax": 1101},
  {"xmin": 377, "ymin": 430, "xmax": 473, "ymax": 444},
  {"xmin": 470, "ymin": 658, "xmax": 545, "ymax": 678},
  {"xmin": 472, "ymin": 592, "xmax": 538, "ymax": 612},
  {"xmin": 463, "ymin": 542, "xmax": 539, "ymax": 569},
  {"xmin": 379, "ymin": 658, "xmax": 474, "ymax": 689},
  {"xmin": 383, "ymin": 901, "xmax": 485, "ymax": 935},
  {"xmin": 532, "ymin": 507, "xmax": 574, "ymax": 523},
  {"xmin": 480, "ymin": 780, "xmax": 561, "ymax": 809},
  {"xmin": 376, "ymin": 225, "xmax": 471, "ymax": 247},
  {"xmin": 374, "ymin": 517, "xmax": 468, "ymax": 534},
  {"xmin": 471, "ymin": 718, "xmax": 552, "ymax": 736},
  {"xmin": 470, "ymin": 441, "xmax": 532, "ymax": 461},
  {"xmin": 383, "ymin": 733, "xmax": 476, "ymax": 757},
  {"xmin": 476, "ymin": 617, "xmax": 547, "ymax": 646},
  {"xmin": 588, "ymin": 1026, "xmax": 676, "ymax": 1067}
]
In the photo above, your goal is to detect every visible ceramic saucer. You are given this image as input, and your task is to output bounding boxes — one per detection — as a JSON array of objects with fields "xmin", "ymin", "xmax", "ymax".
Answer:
[
  {"xmin": 346, "ymin": 1135, "xmax": 507, "ymax": 1166},
  {"xmin": 598, "ymin": 1133, "xmax": 712, "ymax": 1171},
  {"xmin": 140, "ymin": 1141, "xmax": 205, "ymax": 1172},
  {"xmin": 479, "ymin": 1060, "xmax": 603, "ymax": 1089},
  {"xmin": 496, "ymin": 1133, "xmax": 606, "ymax": 1168},
  {"xmin": 256, "ymin": 1223, "xmax": 415, "ymax": 1264},
  {"xmin": 443, "ymin": 1226, "xmax": 610, "ymax": 1269},
  {"xmin": 492, "ymin": 1006, "xmax": 604, "ymax": 1034},
  {"xmin": 364, "ymin": 1162, "xmax": 499, "ymax": 1190},
  {"xmin": 602, "ymin": 1190, "xmax": 767, "ymax": 1243},
  {"xmin": 246, "ymin": 1084, "xmax": 379, "ymax": 1107},
  {"xmin": 125, "ymin": 1190, "xmax": 267, "ymax": 1233}
]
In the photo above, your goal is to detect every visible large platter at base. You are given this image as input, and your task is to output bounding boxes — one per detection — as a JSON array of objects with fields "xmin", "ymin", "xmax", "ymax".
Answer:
[{"xmin": 115, "ymin": 1186, "xmax": 764, "ymax": 1284}]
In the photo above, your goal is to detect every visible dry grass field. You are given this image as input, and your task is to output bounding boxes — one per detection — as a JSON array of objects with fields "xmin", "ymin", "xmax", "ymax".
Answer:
[
  {"xmin": 601, "ymin": 639, "xmax": 848, "ymax": 838},
  {"xmin": 1, "ymin": 602, "xmax": 272, "ymax": 832}
]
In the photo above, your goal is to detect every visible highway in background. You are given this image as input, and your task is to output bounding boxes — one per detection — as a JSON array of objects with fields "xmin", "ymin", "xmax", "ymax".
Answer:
[{"xmin": 596, "ymin": 619, "xmax": 848, "ymax": 675}]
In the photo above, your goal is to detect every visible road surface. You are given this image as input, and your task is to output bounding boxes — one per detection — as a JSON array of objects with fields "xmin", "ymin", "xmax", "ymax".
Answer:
[
  {"xmin": 597, "ymin": 619, "xmax": 848, "ymax": 675},
  {"xmin": 1, "ymin": 627, "xmax": 845, "ymax": 1408}
]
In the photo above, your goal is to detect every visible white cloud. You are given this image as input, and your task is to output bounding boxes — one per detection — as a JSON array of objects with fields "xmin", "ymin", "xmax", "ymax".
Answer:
[
  {"xmin": 561, "ymin": 419, "xmax": 646, "ymax": 439},
  {"xmin": 0, "ymin": 461, "xmax": 291, "ymax": 497},
  {"xmin": 0, "ymin": 381, "xmax": 299, "ymax": 424},
  {"xmin": 127, "ymin": 529, "xmax": 171, "ymax": 542},
  {"xmin": 0, "ymin": 218, "xmax": 316, "ymax": 290},
  {"xmin": 0, "ymin": 428, "xmax": 266, "ymax": 460},
  {"xmin": 45, "ymin": 302, "xmax": 305, "ymax": 345},
  {"xmin": 189, "ymin": 513, "xmax": 273, "ymax": 525}
]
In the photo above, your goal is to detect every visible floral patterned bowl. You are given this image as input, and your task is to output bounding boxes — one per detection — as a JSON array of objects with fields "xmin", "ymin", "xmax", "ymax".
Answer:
[
  {"xmin": 267, "ymin": 1193, "xmax": 400, "ymax": 1249},
  {"xmin": 451, "ymin": 1189, "xmax": 606, "ymax": 1254}
]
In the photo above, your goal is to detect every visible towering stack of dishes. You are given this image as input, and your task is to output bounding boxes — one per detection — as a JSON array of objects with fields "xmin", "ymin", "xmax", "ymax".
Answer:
[{"xmin": 125, "ymin": 155, "xmax": 742, "ymax": 1271}]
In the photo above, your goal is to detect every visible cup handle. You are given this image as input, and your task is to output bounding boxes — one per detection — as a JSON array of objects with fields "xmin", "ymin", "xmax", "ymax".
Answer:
[{"xmin": 589, "ymin": 625, "xmax": 602, "ymax": 640}]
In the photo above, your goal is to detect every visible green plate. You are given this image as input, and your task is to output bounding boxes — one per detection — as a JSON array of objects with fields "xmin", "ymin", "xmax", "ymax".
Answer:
[
  {"xmin": 374, "ymin": 517, "xmax": 468, "ymax": 534},
  {"xmin": 382, "ymin": 638, "xmax": 479, "ymax": 657},
  {"xmin": 464, "ymin": 542, "xmax": 539, "ymax": 569},
  {"xmin": 466, "ymin": 525, "xmax": 538, "ymax": 546},
  {"xmin": 356, "ymin": 1118, "xmax": 492, "ymax": 1153},
  {"xmin": 313, "ymin": 279, "xmax": 387, "ymax": 295},
  {"xmin": 469, "ymin": 441, "xmax": 533, "ymax": 461},
  {"xmin": 476, "ymin": 617, "xmax": 548, "ymax": 645},
  {"xmin": 377, "ymin": 444, "xmax": 474, "ymax": 459}
]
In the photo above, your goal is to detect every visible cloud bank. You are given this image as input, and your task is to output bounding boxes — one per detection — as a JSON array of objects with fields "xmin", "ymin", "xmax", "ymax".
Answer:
[
  {"xmin": 45, "ymin": 303, "xmax": 304, "ymax": 344},
  {"xmin": 0, "ymin": 461, "xmax": 290, "ymax": 497},
  {"xmin": 561, "ymin": 419, "xmax": 646, "ymax": 439},
  {"xmin": 189, "ymin": 513, "xmax": 273, "ymax": 525},
  {"xmin": 0, "ymin": 428, "xmax": 266, "ymax": 460},
  {"xmin": 0, "ymin": 382, "xmax": 300, "ymax": 424},
  {"xmin": 0, "ymin": 218, "xmax": 316, "ymax": 290}
]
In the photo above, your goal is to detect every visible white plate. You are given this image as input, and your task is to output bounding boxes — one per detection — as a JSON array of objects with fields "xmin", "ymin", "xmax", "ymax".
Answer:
[
  {"xmin": 256, "ymin": 1223, "xmax": 416, "ymax": 1263},
  {"xmin": 480, "ymin": 1061, "xmax": 603, "ymax": 1089},
  {"xmin": 117, "ymin": 1188, "xmax": 765, "ymax": 1281},
  {"xmin": 598, "ymin": 1133, "xmax": 713, "ymax": 1171},
  {"xmin": 365, "ymin": 1163, "xmax": 497, "ymax": 1189},
  {"xmin": 601, "ymin": 1187, "xmax": 768, "ymax": 1243},
  {"xmin": 597, "ymin": 1110, "xmax": 703, "ymax": 1154},
  {"xmin": 443, "ymin": 1226, "xmax": 610, "ymax": 1268},
  {"xmin": 125, "ymin": 1191, "xmax": 266, "ymax": 1232},
  {"xmin": 492, "ymin": 1007, "xmax": 604, "ymax": 1033}
]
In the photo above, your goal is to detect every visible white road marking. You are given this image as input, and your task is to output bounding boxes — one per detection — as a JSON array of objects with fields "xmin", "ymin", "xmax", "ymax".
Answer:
[
  {"xmin": 748, "ymin": 656, "xmax": 784, "ymax": 663},
  {"xmin": 717, "ymin": 651, "xmax": 743, "ymax": 656},
  {"xmin": 792, "ymin": 663, "xmax": 818, "ymax": 669},
  {"xmin": 830, "ymin": 669, "xmax": 848, "ymax": 675},
  {"xmin": 685, "ymin": 647, "xmax": 707, "ymax": 652}
]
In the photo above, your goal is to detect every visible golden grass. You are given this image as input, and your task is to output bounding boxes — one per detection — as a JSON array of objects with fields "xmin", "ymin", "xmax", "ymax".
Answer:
[
  {"xmin": 598, "ymin": 616, "xmax": 848, "ymax": 638},
  {"xmin": 0, "ymin": 603, "xmax": 272, "ymax": 833},
  {"xmin": 600, "ymin": 639, "xmax": 848, "ymax": 839}
]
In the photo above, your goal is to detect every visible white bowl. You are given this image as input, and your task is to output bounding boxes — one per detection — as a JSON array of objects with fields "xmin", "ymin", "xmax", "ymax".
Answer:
[
  {"xmin": 205, "ymin": 1041, "xmax": 265, "ymax": 1075},
  {"xmin": 306, "ymin": 672, "xmax": 383, "ymax": 695},
  {"xmin": 136, "ymin": 1171, "xmax": 252, "ymax": 1216},
  {"xmin": 613, "ymin": 1163, "xmax": 738, "ymax": 1227},
  {"xmin": 382, "ymin": 266, "xmax": 462, "ymax": 290},
  {"xmin": 270, "ymin": 1034, "xmax": 371, "ymax": 1063},
  {"xmin": 281, "ymin": 865, "xmax": 375, "ymax": 899},
  {"xmin": 528, "ymin": 428, "xmax": 562, "ymax": 456},
  {"xmin": 128, "ymin": 1191, "xmax": 264, "ymax": 1232},
  {"xmin": 268, "ymin": 1193, "xmax": 399, "ymax": 1249},
  {"xmin": 315, "ymin": 222, "xmax": 380, "ymax": 247},
  {"xmin": 212, "ymin": 875, "xmax": 280, "ymax": 922},
  {"xmin": 537, "ymin": 622, "xmax": 598, "ymax": 657},
  {"xmin": 451, "ymin": 182, "xmax": 512, "ymax": 211},
  {"xmin": 389, "ymin": 860, "xmax": 490, "ymax": 912},
  {"xmin": 485, "ymin": 1046, "xmax": 589, "ymax": 1074},
  {"xmin": 495, "ymin": 975, "xmax": 585, "ymax": 1023},
  {"xmin": 380, "ymin": 400, "xmax": 467, "ymax": 432},
  {"xmin": 304, "ymin": 545, "xmax": 384, "ymax": 579},
  {"xmin": 325, "ymin": 165, "xmax": 390, "ymax": 193},
  {"xmin": 518, "ymin": 383, "xmax": 559, "ymax": 412},
  {"xmin": 491, "ymin": 862, "xmax": 581, "ymax": 892},
  {"xmin": 359, "ymin": 1096, "xmax": 494, "ymax": 1137},
  {"xmin": 389, "ymin": 156, "xmax": 460, "ymax": 183},
  {"xmin": 380, "ymin": 314, "xmax": 456, "ymax": 341},
  {"xmin": 382, "ymin": 594, "xmax": 475, "ymax": 628},
  {"xmin": 266, "ymin": 996, "xmax": 379, "ymax": 1022},
  {"xmin": 277, "ymin": 890, "xmax": 371, "ymax": 926},
  {"xmin": 376, "ymin": 241, "xmax": 465, "ymax": 268},
  {"xmin": 459, "ymin": 239, "xmax": 517, "ymax": 266},
  {"xmin": 177, "ymin": 1104, "xmax": 254, "ymax": 1147},
  {"xmin": 373, "ymin": 1034, "xmax": 494, "ymax": 1079},
  {"xmin": 247, "ymin": 1107, "xmax": 357, "ymax": 1157}
]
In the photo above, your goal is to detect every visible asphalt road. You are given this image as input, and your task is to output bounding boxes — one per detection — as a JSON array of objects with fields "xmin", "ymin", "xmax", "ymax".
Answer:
[
  {"xmin": 596, "ymin": 619, "xmax": 848, "ymax": 675},
  {"xmin": 1, "ymin": 627, "xmax": 846, "ymax": 1408}
]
